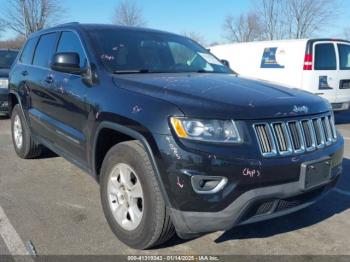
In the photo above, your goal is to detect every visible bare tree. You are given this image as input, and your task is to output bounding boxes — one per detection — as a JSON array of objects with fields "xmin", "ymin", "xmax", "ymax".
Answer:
[
  {"xmin": 0, "ymin": 35, "xmax": 26, "ymax": 49},
  {"xmin": 0, "ymin": 19, "xmax": 8, "ymax": 39},
  {"xmin": 257, "ymin": 0, "xmax": 285, "ymax": 40},
  {"xmin": 1, "ymin": 0, "xmax": 65, "ymax": 38},
  {"xmin": 112, "ymin": 0, "xmax": 146, "ymax": 27},
  {"xmin": 283, "ymin": 0, "xmax": 338, "ymax": 39},
  {"xmin": 223, "ymin": 12, "xmax": 263, "ymax": 42},
  {"xmin": 182, "ymin": 31, "xmax": 206, "ymax": 46}
]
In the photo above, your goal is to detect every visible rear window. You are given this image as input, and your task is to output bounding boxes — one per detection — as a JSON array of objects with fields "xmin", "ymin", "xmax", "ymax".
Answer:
[
  {"xmin": 20, "ymin": 37, "xmax": 37, "ymax": 65},
  {"xmin": 338, "ymin": 44, "xmax": 350, "ymax": 70},
  {"xmin": 314, "ymin": 43, "xmax": 336, "ymax": 70},
  {"xmin": 33, "ymin": 33, "xmax": 58, "ymax": 68}
]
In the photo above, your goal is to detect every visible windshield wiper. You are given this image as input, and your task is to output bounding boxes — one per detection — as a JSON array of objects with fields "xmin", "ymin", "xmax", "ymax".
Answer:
[
  {"xmin": 195, "ymin": 69, "xmax": 217, "ymax": 73},
  {"xmin": 113, "ymin": 69, "xmax": 150, "ymax": 74}
]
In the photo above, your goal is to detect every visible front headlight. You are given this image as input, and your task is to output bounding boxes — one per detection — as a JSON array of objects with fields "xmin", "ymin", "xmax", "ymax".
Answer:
[
  {"xmin": 0, "ymin": 78, "xmax": 9, "ymax": 89},
  {"xmin": 170, "ymin": 117, "xmax": 242, "ymax": 143}
]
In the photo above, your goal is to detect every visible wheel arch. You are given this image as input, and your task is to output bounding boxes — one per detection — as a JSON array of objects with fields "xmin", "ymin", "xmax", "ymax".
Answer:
[
  {"xmin": 92, "ymin": 121, "xmax": 172, "ymax": 207},
  {"xmin": 8, "ymin": 91, "xmax": 20, "ymax": 117},
  {"xmin": 8, "ymin": 91, "xmax": 30, "ymax": 129}
]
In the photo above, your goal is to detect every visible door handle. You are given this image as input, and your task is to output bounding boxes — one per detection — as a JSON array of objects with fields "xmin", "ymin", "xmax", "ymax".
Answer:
[
  {"xmin": 21, "ymin": 70, "xmax": 28, "ymax": 76},
  {"xmin": 45, "ymin": 76, "xmax": 54, "ymax": 84}
]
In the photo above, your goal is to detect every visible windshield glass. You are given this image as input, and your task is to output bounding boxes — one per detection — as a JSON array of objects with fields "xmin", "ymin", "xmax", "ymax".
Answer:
[
  {"xmin": 0, "ymin": 50, "xmax": 18, "ymax": 69},
  {"xmin": 88, "ymin": 29, "xmax": 231, "ymax": 74}
]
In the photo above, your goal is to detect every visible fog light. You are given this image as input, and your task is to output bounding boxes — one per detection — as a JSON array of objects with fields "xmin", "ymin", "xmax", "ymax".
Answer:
[{"xmin": 191, "ymin": 175, "xmax": 228, "ymax": 194}]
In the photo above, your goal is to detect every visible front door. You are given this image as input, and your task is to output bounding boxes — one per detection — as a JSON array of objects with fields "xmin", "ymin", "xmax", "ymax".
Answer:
[{"xmin": 45, "ymin": 31, "xmax": 90, "ymax": 163}]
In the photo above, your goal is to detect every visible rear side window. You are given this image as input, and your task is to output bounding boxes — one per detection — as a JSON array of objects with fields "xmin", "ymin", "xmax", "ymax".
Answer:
[
  {"xmin": 33, "ymin": 33, "xmax": 58, "ymax": 68},
  {"xmin": 314, "ymin": 43, "xmax": 336, "ymax": 70},
  {"xmin": 338, "ymin": 44, "xmax": 350, "ymax": 70},
  {"xmin": 20, "ymin": 37, "xmax": 37, "ymax": 64},
  {"xmin": 56, "ymin": 31, "xmax": 87, "ymax": 68}
]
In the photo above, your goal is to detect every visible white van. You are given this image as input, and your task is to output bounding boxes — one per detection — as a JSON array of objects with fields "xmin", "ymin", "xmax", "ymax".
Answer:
[{"xmin": 210, "ymin": 39, "xmax": 350, "ymax": 111}]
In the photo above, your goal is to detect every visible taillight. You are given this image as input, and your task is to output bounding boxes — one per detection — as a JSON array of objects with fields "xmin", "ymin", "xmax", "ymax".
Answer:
[{"xmin": 303, "ymin": 54, "xmax": 313, "ymax": 70}]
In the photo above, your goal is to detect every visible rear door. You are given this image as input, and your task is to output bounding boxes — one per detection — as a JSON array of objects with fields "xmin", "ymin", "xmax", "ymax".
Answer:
[
  {"xmin": 27, "ymin": 32, "xmax": 60, "ymax": 140},
  {"xmin": 335, "ymin": 42, "xmax": 350, "ymax": 107},
  {"xmin": 10, "ymin": 36, "xmax": 38, "ymax": 118},
  {"xmin": 312, "ymin": 42, "xmax": 338, "ymax": 104}
]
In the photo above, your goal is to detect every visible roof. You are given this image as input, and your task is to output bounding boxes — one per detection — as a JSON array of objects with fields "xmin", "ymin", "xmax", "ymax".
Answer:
[{"xmin": 30, "ymin": 22, "xmax": 181, "ymax": 38}]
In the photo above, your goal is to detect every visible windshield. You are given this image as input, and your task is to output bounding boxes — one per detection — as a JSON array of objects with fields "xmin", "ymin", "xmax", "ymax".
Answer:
[
  {"xmin": 0, "ymin": 50, "xmax": 18, "ymax": 69},
  {"xmin": 88, "ymin": 29, "xmax": 231, "ymax": 74}
]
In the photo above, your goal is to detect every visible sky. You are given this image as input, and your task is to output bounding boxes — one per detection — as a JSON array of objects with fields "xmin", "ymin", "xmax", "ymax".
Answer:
[{"xmin": 0, "ymin": 0, "xmax": 348, "ymax": 43}]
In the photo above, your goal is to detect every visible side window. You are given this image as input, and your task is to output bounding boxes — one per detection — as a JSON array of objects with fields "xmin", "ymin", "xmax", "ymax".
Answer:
[
  {"xmin": 314, "ymin": 43, "xmax": 336, "ymax": 70},
  {"xmin": 56, "ymin": 31, "xmax": 87, "ymax": 68},
  {"xmin": 33, "ymin": 33, "xmax": 58, "ymax": 68},
  {"xmin": 338, "ymin": 44, "xmax": 350, "ymax": 70},
  {"xmin": 20, "ymin": 37, "xmax": 38, "ymax": 64}
]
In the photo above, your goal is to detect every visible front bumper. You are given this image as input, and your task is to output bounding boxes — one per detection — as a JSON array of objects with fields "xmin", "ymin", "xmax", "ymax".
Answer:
[
  {"xmin": 171, "ymin": 173, "xmax": 340, "ymax": 238},
  {"xmin": 0, "ymin": 88, "xmax": 9, "ymax": 114},
  {"xmin": 152, "ymin": 131, "xmax": 344, "ymax": 238}
]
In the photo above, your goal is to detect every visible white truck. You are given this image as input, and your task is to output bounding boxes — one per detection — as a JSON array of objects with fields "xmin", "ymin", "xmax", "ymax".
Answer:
[{"xmin": 210, "ymin": 39, "xmax": 350, "ymax": 111}]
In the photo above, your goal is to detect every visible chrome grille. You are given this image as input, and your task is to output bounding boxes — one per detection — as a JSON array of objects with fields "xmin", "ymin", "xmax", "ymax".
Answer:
[
  {"xmin": 254, "ymin": 114, "xmax": 337, "ymax": 157},
  {"xmin": 287, "ymin": 121, "xmax": 303, "ymax": 151},
  {"xmin": 272, "ymin": 123, "xmax": 292, "ymax": 155},
  {"xmin": 254, "ymin": 124, "xmax": 275, "ymax": 155}
]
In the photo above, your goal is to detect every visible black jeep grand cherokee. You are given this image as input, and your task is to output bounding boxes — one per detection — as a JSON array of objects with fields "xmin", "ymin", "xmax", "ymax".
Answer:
[{"xmin": 8, "ymin": 23, "xmax": 343, "ymax": 249}]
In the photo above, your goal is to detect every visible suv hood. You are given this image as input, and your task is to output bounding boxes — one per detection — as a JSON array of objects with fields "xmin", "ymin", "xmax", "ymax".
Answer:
[
  {"xmin": 112, "ymin": 73, "xmax": 331, "ymax": 120},
  {"xmin": 0, "ymin": 69, "xmax": 10, "ymax": 78}
]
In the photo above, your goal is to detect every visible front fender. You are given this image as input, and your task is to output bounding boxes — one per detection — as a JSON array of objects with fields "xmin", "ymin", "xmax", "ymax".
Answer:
[{"xmin": 91, "ymin": 120, "xmax": 174, "ymax": 208}]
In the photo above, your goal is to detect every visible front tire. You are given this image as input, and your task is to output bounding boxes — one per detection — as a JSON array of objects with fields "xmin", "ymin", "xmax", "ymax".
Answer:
[
  {"xmin": 11, "ymin": 105, "xmax": 42, "ymax": 159},
  {"xmin": 100, "ymin": 141, "xmax": 175, "ymax": 249}
]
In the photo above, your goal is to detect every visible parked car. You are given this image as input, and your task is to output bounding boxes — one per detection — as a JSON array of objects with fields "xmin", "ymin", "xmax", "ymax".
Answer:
[
  {"xmin": 8, "ymin": 23, "xmax": 344, "ymax": 249},
  {"xmin": 0, "ymin": 49, "xmax": 19, "ymax": 116},
  {"xmin": 210, "ymin": 39, "xmax": 350, "ymax": 111}
]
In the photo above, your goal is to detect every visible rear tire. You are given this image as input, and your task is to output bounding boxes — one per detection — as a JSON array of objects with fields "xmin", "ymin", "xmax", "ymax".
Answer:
[
  {"xmin": 11, "ymin": 105, "xmax": 42, "ymax": 159},
  {"xmin": 100, "ymin": 140, "xmax": 175, "ymax": 249}
]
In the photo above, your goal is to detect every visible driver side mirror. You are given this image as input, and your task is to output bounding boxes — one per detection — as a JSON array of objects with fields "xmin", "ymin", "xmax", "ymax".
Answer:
[
  {"xmin": 51, "ymin": 52, "xmax": 86, "ymax": 75},
  {"xmin": 221, "ymin": 59, "xmax": 230, "ymax": 68}
]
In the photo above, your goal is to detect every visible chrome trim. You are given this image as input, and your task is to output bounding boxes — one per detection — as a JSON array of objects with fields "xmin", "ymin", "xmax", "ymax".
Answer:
[
  {"xmin": 301, "ymin": 119, "xmax": 316, "ymax": 152},
  {"xmin": 270, "ymin": 122, "xmax": 293, "ymax": 156},
  {"xmin": 286, "ymin": 121, "xmax": 306, "ymax": 154},
  {"xmin": 330, "ymin": 114, "xmax": 337, "ymax": 141},
  {"xmin": 253, "ymin": 123, "xmax": 277, "ymax": 157},
  {"xmin": 323, "ymin": 116, "xmax": 333, "ymax": 145},
  {"xmin": 191, "ymin": 176, "xmax": 228, "ymax": 194},
  {"xmin": 312, "ymin": 118, "xmax": 326, "ymax": 149},
  {"xmin": 253, "ymin": 113, "xmax": 337, "ymax": 157}
]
